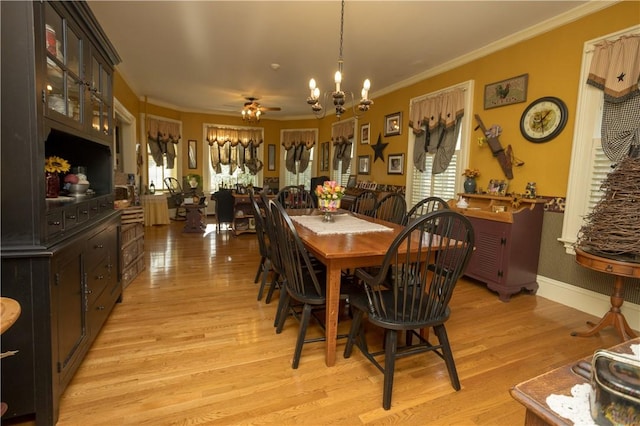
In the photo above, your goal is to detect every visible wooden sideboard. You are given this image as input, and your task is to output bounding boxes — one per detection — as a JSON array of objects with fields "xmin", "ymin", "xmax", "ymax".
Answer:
[{"xmin": 449, "ymin": 194, "xmax": 546, "ymax": 302}]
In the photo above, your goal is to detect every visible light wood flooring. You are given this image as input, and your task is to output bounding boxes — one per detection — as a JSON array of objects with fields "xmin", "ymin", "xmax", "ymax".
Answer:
[{"xmin": 10, "ymin": 219, "xmax": 626, "ymax": 425}]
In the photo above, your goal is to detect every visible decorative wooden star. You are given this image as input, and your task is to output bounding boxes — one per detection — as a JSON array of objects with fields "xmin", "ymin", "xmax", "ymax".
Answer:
[
  {"xmin": 371, "ymin": 133, "xmax": 388, "ymax": 162},
  {"xmin": 617, "ymin": 72, "xmax": 626, "ymax": 82}
]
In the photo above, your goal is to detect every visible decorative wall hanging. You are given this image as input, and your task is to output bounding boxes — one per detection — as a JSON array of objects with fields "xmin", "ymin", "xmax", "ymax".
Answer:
[
  {"xmin": 484, "ymin": 74, "xmax": 528, "ymax": 109},
  {"xmin": 360, "ymin": 123, "xmax": 370, "ymax": 144},
  {"xmin": 320, "ymin": 142, "xmax": 330, "ymax": 171},
  {"xmin": 387, "ymin": 153, "xmax": 404, "ymax": 175},
  {"xmin": 370, "ymin": 133, "xmax": 388, "ymax": 162},
  {"xmin": 474, "ymin": 114, "xmax": 513, "ymax": 179},
  {"xmin": 188, "ymin": 140, "xmax": 197, "ymax": 169},
  {"xmin": 384, "ymin": 112, "xmax": 402, "ymax": 137}
]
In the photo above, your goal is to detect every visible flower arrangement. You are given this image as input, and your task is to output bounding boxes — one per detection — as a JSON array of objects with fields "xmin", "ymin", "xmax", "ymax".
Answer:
[
  {"xmin": 315, "ymin": 180, "xmax": 345, "ymax": 213},
  {"xmin": 45, "ymin": 156, "xmax": 70, "ymax": 174},
  {"xmin": 462, "ymin": 168, "xmax": 480, "ymax": 178}
]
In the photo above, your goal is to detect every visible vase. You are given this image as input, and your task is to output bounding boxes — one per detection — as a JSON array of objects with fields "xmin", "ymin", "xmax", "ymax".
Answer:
[
  {"xmin": 45, "ymin": 171, "xmax": 60, "ymax": 198},
  {"xmin": 463, "ymin": 177, "xmax": 477, "ymax": 194},
  {"xmin": 319, "ymin": 198, "xmax": 341, "ymax": 222}
]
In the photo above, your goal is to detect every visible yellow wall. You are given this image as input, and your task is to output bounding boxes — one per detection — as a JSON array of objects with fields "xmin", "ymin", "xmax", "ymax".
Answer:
[{"xmin": 114, "ymin": 1, "xmax": 638, "ymax": 196}]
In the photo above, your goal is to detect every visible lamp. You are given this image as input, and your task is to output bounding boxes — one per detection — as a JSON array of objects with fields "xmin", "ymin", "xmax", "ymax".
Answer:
[
  {"xmin": 306, "ymin": 0, "xmax": 372, "ymax": 120},
  {"xmin": 241, "ymin": 105, "xmax": 262, "ymax": 122}
]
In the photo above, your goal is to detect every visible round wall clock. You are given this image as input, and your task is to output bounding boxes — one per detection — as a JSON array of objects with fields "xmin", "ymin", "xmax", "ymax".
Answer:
[{"xmin": 520, "ymin": 96, "xmax": 568, "ymax": 143}]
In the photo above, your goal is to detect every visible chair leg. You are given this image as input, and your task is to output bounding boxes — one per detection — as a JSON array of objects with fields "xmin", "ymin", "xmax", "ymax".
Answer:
[
  {"xmin": 275, "ymin": 291, "xmax": 290, "ymax": 333},
  {"xmin": 383, "ymin": 329, "xmax": 398, "ymax": 410},
  {"xmin": 343, "ymin": 309, "xmax": 364, "ymax": 358},
  {"xmin": 265, "ymin": 272, "xmax": 280, "ymax": 304},
  {"xmin": 254, "ymin": 256, "xmax": 266, "ymax": 284},
  {"xmin": 433, "ymin": 324, "xmax": 461, "ymax": 391},
  {"xmin": 256, "ymin": 258, "xmax": 271, "ymax": 301},
  {"xmin": 292, "ymin": 303, "xmax": 312, "ymax": 369}
]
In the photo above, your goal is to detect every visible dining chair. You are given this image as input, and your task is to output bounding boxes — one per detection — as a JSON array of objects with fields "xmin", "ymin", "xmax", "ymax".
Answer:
[
  {"xmin": 343, "ymin": 210, "xmax": 475, "ymax": 410},
  {"xmin": 270, "ymin": 200, "xmax": 358, "ymax": 368},
  {"xmin": 248, "ymin": 188, "xmax": 272, "ymax": 301},
  {"xmin": 404, "ymin": 196, "xmax": 450, "ymax": 225},
  {"xmin": 373, "ymin": 193, "xmax": 407, "ymax": 225},
  {"xmin": 349, "ymin": 190, "xmax": 377, "ymax": 217},
  {"xmin": 276, "ymin": 185, "xmax": 316, "ymax": 209},
  {"xmin": 211, "ymin": 188, "xmax": 235, "ymax": 233}
]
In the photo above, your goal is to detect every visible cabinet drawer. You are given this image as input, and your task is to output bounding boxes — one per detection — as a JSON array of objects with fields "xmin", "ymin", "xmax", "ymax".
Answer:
[
  {"xmin": 76, "ymin": 202, "xmax": 90, "ymax": 224},
  {"xmin": 85, "ymin": 259, "xmax": 113, "ymax": 307},
  {"xmin": 85, "ymin": 227, "xmax": 116, "ymax": 268},
  {"xmin": 46, "ymin": 210, "xmax": 64, "ymax": 237},
  {"xmin": 87, "ymin": 278, "xmax": 121, "ymax": 335},
  {"xmin": 122, "ymin": 238, "xmax": 139, "ymax": 267},
  {"xmin": 97, "ymin": 195, "xmax": 114, "ymax": 212},
  {"xmin": 63, "ymin": 205, "xmax": 79, "ymax": 230},
  {"xmin": 88, "ymin": 199, "xmax": 100, "ymax": 218}
]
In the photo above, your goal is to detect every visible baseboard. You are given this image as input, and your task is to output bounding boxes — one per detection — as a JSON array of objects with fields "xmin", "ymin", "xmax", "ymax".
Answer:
[{"xmin": 537, "ymin": 275, "xmax": 639, "ymax": 332}]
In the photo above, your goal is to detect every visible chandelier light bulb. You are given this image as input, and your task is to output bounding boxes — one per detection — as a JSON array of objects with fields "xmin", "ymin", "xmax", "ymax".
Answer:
[
  {"xmin": 313, "ymin": 87, "xmax": 320, "ymax": 99},
  {"xmin": 334, "ymin": 71, "xmax": 342, "ymax": 92}
]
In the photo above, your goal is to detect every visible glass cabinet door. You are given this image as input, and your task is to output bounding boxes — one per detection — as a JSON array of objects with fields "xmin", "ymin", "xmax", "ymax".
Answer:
[
  {"xmin": 44, "ymin": 2, "xmax": 84, "ymax": 125},
  {"xmin": 89, "ymin": 53, "xmax": 113, "ymax": 138}
]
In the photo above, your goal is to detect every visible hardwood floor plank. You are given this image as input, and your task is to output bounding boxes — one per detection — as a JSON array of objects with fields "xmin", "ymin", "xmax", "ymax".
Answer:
[{"xmin": 6, "ymin": 220, "xmax": 630, "ymax": 425}]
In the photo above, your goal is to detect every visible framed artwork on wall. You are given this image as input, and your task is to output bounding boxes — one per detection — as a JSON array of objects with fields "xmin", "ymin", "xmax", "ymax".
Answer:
[
  {"xmin": 188, "ymin": 140, "xmax": 197, "ymax": 169},
  {"xmin": 358, "ymin": 155, "xmax": 370, "ymax": 175},
  {"xmin": 384, "ymin": 112, "xmax": 402, "ymax": 137},
  {"xmin": 387, "ymin": 153, "xmax": 404, "ymax": 175},
  {"xmin": 268, "ymin": 144, "xmax": 276, "ymax": 171},
  {"xmin": 320, "ymin": 141, "xmax": 330, "ymax": 171},
  {"xmin": 360, "ymin": 123, "xmax": 370, "ymax": 144},
  {"xmin": 484, "ymin": 74, "xmax": 528, "ymax": 109}
]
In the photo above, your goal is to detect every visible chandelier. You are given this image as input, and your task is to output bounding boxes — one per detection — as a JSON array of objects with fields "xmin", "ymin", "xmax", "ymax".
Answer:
[{"xmin": 306, "ymin": 0, "xmax": 372, "ymax": 120}]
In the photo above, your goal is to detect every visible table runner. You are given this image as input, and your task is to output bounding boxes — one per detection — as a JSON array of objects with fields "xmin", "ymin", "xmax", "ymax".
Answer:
[{"xmin": 291, "ymin": 213, "xmax": 393, "ymax": 235}]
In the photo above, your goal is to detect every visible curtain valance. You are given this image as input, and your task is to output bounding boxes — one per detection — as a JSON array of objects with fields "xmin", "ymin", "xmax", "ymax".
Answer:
[
  {"xmin": 409, "ymin": 88, "xmax": 465, "ymax": 134},
  {"xmin": 331, "ymin": 120, "xmax": 355, "ymax": 143},
  {"xmin": 206, "ymin": 127, "xmax": 263, "ymax": 147},
  {"xmin": 586, "ymin": 34, "xmax": 640, "ymax": 161},
  {"xmin": 410, "ymin": 88, "xmax": 465, "ymax": 175},
  {"xmin": 147, "ymin": 117, "xmax": 181, "ymax": 169},
  {"xmin": 281, "ymin": 129, "xmax": 316, "ymax": 150}
]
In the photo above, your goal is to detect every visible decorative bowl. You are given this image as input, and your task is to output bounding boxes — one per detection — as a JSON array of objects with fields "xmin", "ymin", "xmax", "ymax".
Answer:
[{"xmin": 68, "ymin": 182, "xmax": 90, "ymax": 195}]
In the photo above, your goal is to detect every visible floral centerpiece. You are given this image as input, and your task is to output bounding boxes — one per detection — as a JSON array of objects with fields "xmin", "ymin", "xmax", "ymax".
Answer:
[
  {"xmin": 45, "ymin": 156, "xmax": 70, "ymax": 198},
  {"xmin": 462, "ymin": 168, "xmax": 480, "ymax": 178},
  {"xmin": 315, "ymin": 181, "xmax": 345, "ymax": 221}
]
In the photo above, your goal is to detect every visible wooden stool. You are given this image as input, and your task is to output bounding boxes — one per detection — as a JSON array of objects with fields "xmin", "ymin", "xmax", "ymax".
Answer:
[{"xmin": 572, "ymin": 248, "xmax": 639, "ymax": 341}]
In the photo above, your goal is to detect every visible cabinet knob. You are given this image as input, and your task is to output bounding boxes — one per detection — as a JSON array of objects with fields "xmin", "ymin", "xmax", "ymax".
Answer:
[
  {"xmin": 96, "ymin": 305, "xmax": 105, "ymax": 311},
  {"xmin": 605, "ymin": 264, "xmax": 613, "ymax": 272},
  {"xmin": 96, "ymin": 275, "xmax": 104, "ymax": 280},
  {"xmin": 67, "ymin": 215, "xmax": 77, "ymax": 220},
  {"xmin": 95, "ymin": 244, "xmax": 104, "ymax": 249},
  {"xmin": 49, "ymin": 221, "xmax": 61, "ymax": 226},
  {"xmin": 85, "ymin": 289, "xmax": 93, "ymax": 294}
]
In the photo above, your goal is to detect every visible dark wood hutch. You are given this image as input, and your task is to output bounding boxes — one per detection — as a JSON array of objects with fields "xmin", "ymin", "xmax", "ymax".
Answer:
[{"xmin": 1, "ymin": 1, "xmax": 121, "ymax": 424}]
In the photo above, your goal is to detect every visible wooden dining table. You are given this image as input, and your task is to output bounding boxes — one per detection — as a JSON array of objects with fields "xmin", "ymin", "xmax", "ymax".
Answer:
[{"xmin": 289, "ymin": 209, "xmax": 404, "ymax": 366}]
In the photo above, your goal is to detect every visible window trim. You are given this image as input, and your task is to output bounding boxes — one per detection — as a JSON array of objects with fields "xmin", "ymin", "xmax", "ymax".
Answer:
[
  {"xmin": 406, "ymin": 80, "xmax": 475, "ymax": 201},
  {"xmin": 559, "ymin": 24, "xmax": 640, "ymax": 253}
]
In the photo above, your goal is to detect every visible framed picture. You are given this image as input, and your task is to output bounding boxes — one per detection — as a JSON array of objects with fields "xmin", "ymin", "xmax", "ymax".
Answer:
[
  {"xmin": 484, "ymin": 74, "xmax": 528, "ymax": 110},
  {"xmin": 384, "ymin": 112, "xmax": 402, "ymax": 137},
  {"xmin": 320, "ymin": 141, "xmax": 330, "ymax": 171},
  {"xmin": 360, "ymin": 123, "xmax": 370, "ymax": 144},
  {"xmin": 268, "ymin": 144, "xmax": 276, "ymax": 171},
  {"xmin": 358, "ymin": 155, "xmax": 370, "ymax": 175},
  {"xmin": 347, "ymin": 174, "xmax": 357, "ymax": 189},
  {"xmin": 387, "ymin": 153, "xmax": 404, "ymax": 175},
  {"xmin": 488, "ymin": 179, "xmax": 509, "ymax": 196},
  {"xmin": 188, "ymin": 140, "xmax": 197, "ymax": 169}
]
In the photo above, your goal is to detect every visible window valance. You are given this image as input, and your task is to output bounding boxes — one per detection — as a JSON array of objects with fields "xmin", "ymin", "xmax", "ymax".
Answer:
[
  {"xmin": 586, "ymin": 34, "xmax": 640, "ymax": 161},
  {"xmin": 206, "ymin": 126, "xmax": 263, "ymax": 147},
  {"xmin": 331, "ymin": 120, "xmax": 355, "ymax": 143},
  {"xmin": 409, "ymin": 88, "xmax": 465, "ymax": 134},
  {"xmin": 281, "ymin": 129, "xmax": 316, "ymax": 150},
  {"xmin": 147, "ymin": 117, "xmax": 181, "ymax": 169},
  {"xmin": 409, "ymin": 88, "xmax": 465, "ymax": 175}
]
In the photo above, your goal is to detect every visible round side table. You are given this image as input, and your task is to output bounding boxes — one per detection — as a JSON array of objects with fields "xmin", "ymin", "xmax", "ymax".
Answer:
[{"xmin": 572, "ymin": 248, "xmax": 639, "ymax": 341}]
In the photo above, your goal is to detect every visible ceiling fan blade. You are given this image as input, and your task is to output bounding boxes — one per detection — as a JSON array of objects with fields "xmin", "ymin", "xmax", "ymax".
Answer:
[{"xmin": 261, "ymin": 107, "xmax": 281, "ymax": 111}]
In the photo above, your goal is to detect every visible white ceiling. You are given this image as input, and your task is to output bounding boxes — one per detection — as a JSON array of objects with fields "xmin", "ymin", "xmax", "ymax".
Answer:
[{"xmin": 86, "ymin": 0, "xmax": 600, "ymax": 120}]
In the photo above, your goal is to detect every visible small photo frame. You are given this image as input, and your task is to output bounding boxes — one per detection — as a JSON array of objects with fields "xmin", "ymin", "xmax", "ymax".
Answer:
[
  {"xmin": 384, "ymin": 112, "xmax": 402, "ymax": 137},
  {"xmin": 268, "ymin": 144, "xmax": 276, "ymax": 171},
  {"xmin": 188, "ymin": 140, "xmax": 197, "ymax": 169},
  {"xmin": 347, "ymin": 174, "xmax": 357, "ymax": 188},
  {"xmin": 360, "ymin": 123, "xmax": 370, "ymax": 144},
  {"xmin": 358, "ymin": 155, "xmax": 370, "ymax": 175},
  {"xmin": 320, "ymin": 141, "xmax": 330, "ymax": 171},
  {"xmin": 387, "ymin": 153, "xmax": 404, "ymax": 175},
  {"xmin": 484, "ymin": 73, "xmax": 528, "ymax": 110},
  {"xmin": 488, "ymin": 179, "xmax": 509, "ymax": 196}
]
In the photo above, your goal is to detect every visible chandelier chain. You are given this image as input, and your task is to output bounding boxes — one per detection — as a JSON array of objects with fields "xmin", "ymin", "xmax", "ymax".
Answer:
[{"xmin": 338, "ymin": 0, "xmax": 344, "ymax": 61}]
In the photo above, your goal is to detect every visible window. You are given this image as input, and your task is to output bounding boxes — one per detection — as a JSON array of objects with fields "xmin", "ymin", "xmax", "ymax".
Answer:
[
  {"xmin": 145, "ymin": 115, "xmax": 181, "ymax": 192},
  {"xmin": 280, "ymin": 129, "xmax": 318, "ymax": 190},
  {"xmin": 406, "ymin": 81, "xmax": 474, "ymax": 208},
  {"xmin": 282, "ymin": 147, "xmax": 315, "ymax": 189},
  {"xmin": 559, "ymin": 25, "xmax": 637, "ymax": 252}
]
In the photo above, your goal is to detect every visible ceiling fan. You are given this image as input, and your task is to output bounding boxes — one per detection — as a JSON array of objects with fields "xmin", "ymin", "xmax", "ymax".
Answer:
[{"xmin": 241, "ymin": 97, "xmax": 281, "ymax": 122}]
